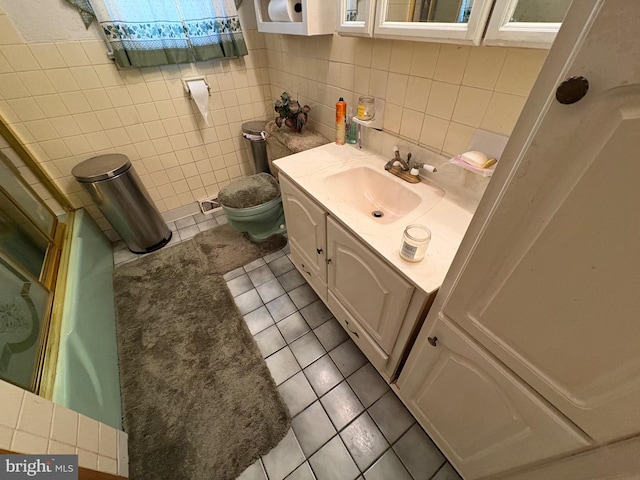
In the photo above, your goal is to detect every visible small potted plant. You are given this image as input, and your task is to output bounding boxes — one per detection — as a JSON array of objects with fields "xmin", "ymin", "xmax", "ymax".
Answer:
[{"xmin": 274, "ymin": 92, "xmax": 311, "ymax": 133}]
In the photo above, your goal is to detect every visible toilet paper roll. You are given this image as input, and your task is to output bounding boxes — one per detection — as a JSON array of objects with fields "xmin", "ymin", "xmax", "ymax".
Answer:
[
  {"xmin": 187, "ymin": 79, "xmax": 210, "ymax": 126},
  {"xmin": 268, "ymin": 0, "xmax": 302, "ymax": 22}
]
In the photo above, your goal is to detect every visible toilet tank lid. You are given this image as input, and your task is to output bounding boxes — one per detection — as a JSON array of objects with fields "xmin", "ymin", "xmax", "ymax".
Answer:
[{"xmin": 72, "ymin": 154, "xmax": 131, "ymax": 182}]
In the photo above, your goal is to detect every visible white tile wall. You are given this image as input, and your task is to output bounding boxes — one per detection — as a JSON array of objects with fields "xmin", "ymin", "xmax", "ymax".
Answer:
[
  {"xmin": 0, "ymin": 5, "xmax": 272, "ymax": 239},
  {"xmin": 0, "ymin": 379, "xmax": 128, "ymax": 477},
  {"xmin": 0, "ymin": 2, "xmax": 546, "ymax": 237},
  {"xmin": 265, "ymin": 34, "xmax": 547, "ymax": 160}
]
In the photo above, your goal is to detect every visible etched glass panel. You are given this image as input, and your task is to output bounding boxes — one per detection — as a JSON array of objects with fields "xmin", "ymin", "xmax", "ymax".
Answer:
[{"xmin": 0, "ymin": 256, "xmax": 51, "ymax": 390}]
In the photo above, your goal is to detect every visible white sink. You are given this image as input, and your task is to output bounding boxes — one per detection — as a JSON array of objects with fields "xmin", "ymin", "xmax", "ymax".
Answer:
[{"xmin": 322, "ymin": 165, "xmax": 444, "ymax": 224}]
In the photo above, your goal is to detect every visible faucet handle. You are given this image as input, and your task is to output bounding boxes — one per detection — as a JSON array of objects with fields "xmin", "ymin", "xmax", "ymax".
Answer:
[
  {"xmin": 393, "ymin": 145, "xmax": 399, "ymax": 153},
  {"xmin": 414, "ymin": 162, "xmax": 438, "ymax": 173}
]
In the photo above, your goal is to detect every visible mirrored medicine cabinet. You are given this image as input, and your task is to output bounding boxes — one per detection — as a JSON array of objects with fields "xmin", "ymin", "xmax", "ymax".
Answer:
[{"xmin": 337, "ymin": 0, "xmax": 573, "ymax": 48}]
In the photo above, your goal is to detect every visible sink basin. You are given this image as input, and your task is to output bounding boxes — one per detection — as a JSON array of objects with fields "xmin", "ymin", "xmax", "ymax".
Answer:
[{"xmin": 322, "ymin": 165, "xmax": 444, "ymax": 224}]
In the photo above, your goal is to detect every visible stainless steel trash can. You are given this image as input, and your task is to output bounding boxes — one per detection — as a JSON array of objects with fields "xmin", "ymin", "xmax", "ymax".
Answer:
[
  {"xmin": 72, "ymin": 154, "xmax": 171, "ymax": 253},
  {"xmin": 242, "ymin": 121, "xmax": 269, "ymax": 175}
]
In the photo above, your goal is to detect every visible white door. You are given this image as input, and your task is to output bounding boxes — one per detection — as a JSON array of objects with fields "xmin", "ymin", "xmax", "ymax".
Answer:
[{"xmin": 433, "ymin": 0, "xmax": 640, "ymax": 444}]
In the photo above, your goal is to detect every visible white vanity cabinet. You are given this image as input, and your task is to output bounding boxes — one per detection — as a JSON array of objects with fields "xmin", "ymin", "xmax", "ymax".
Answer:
[
  {"xmin": 397, "ymin": 315, "xmax": 590, "ymax": 479},
  {"xmin": 280, "ymin": 174, "xmax": 431, "ymax": 380}
]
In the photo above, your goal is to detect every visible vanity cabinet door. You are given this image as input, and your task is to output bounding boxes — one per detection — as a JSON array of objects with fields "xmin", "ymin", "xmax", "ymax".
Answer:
[
  {"xmin": 398, "ymin": 315, "xmax": 591, "ymax": 479},
  {"xmin": 326, "ymin": 217, "xmax": 413, "ymax": 353},
  {"xmin": 280, "ymin": 175, "xmax": 328, "ymax": 299}
]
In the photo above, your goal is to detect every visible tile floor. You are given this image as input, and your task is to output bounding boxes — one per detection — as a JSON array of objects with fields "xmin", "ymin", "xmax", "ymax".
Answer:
[{"xmin": 112, "ymin": 212, "xmax": 462, "ymax": 480}]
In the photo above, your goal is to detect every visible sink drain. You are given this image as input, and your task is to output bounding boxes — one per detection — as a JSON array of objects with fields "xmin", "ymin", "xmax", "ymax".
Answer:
[{"xmin": 371, "ymin": 210, "xmax": 384, "ymax": 218}]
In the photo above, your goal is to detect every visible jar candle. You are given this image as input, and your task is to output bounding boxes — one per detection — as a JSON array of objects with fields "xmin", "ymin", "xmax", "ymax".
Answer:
[
  {"xmin": 400, "ymin": 225, "xmax": 431, "ymax": 262},
  {"xmin": 357, "ymin": 96, "xmax": 375, "ymax": 121}
]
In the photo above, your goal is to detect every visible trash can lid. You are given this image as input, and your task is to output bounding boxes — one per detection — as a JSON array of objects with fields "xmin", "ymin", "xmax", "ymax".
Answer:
[
  {"xmin": 71, "ymin": 154, "xmax": 131, "ymax": 182},
  {"xmin": 242, "ymin": 121, "xmax": 268, "ymax": 136}
]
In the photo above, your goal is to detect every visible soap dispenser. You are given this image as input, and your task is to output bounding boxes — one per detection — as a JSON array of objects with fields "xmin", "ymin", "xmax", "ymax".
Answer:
[{"xmin": 345, "ymin": 106, "xmax": 357, "ymax": 144}]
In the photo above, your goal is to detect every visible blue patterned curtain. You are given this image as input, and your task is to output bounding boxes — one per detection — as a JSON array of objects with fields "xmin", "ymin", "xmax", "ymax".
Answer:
[{"xmin": 84, "ymin": 0, "xmax": 247, "ymax": 68}]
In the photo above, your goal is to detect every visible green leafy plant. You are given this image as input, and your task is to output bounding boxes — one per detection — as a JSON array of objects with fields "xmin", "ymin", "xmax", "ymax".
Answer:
[{"xmin": 274, "ymin": 92, "xmax": 311, "ymax": 133}]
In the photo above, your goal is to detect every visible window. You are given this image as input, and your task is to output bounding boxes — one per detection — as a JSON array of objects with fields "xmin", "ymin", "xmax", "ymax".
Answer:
[{"xmin": 67, "ymin": 0, "xmax": 247, "ymax": 68}]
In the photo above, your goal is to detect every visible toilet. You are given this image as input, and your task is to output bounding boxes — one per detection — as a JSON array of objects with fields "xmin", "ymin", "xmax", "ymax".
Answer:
[
  {"xmin": 218, "ymin": 172, "xmax": 286, "ymax": 242},
  {"xmin": 219, "ymin": 120, "xmax": 328, "ymax": 242}
]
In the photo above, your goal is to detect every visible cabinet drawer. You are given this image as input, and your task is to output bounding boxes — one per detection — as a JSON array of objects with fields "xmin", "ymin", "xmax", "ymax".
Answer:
[
  {"xmin": 290, "ymin": 244, "xmax": 327, "ymax": 302},
  {"xmin": 328, "ymin": 291, "xmax": 389, "ymax": 373}
]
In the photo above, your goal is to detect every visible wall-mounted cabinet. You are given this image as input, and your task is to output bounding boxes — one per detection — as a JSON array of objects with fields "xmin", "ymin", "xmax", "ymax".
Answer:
[
  {"xmin": 484, "ymin": 0, "xmax": 572, "ymax": 48},
  {"xmin": 336, "ymin": 0, "xmax": 571, "ymax": 48},
  {"xmin": 254, "ymin": 0, "xmax": 337, "ymax": 35}
]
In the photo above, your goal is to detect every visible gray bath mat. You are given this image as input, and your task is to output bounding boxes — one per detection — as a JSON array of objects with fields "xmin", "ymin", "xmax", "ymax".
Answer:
[{"xmin": 113, "ymin": 226, "xmax": 290, "ymax": 480}]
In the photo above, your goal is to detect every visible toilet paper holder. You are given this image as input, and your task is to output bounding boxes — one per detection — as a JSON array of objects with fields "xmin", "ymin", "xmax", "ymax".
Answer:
[{"xmin": 182, "ymin": 76, "xmax": 211, "ymax": 98}]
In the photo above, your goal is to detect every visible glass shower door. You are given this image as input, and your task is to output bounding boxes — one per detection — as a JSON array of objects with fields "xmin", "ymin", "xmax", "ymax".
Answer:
[
  {"xmin": 0, "ymin": 257, "xmax": 52, "ymax": 390},
  {"xmin": 0, "ymin": 151, "xmax": 60, "ymax": 391}
]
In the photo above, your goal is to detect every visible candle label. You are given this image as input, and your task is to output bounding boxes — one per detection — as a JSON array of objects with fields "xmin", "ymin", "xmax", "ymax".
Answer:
[{"xmin": 401, "ymin": 241, "xmax": 417, "ymax": 259}]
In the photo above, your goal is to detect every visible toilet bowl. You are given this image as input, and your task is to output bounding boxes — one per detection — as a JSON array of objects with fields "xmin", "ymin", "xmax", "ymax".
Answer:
[
  {"xmin": 222, "ymin": 196, "xmax": 286, "ymax": 242},
  {"xmin": 218, "ymin": 172, "xmax": 286, "ymax": 242}
]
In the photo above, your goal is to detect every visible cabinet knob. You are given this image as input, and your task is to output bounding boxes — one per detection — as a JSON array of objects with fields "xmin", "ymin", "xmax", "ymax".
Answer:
[
  {"xmin": 326, "ymin": 258, "xmax": 332, "ymax": 264},
  {"xmin": 317, "ymin": 248, "xmax": 323, "ymax": 254},
  {"xmin": 427, "ymin": 336, "xmax": 438, "ymax": 347},
  {"xmin": 556, "ymin": 76, "xmax": 589, "ymax": 104}
]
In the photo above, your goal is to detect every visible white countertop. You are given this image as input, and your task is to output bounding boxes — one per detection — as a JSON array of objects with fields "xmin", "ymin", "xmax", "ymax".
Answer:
[{"xmin": 274, "ymin": 143, "xmax": 479, "ymax": 295}]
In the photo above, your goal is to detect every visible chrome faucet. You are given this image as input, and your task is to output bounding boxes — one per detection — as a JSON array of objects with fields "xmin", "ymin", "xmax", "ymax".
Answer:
[{"xmin": 385, "ymin": 146, "xmax": 412, "ymax": 171}]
